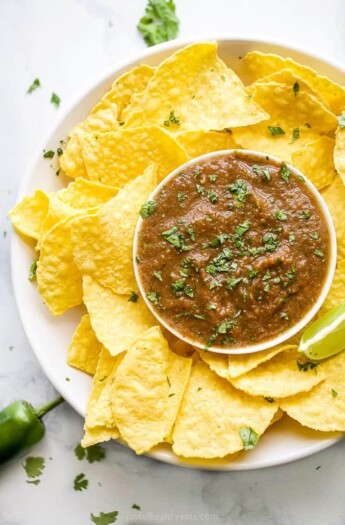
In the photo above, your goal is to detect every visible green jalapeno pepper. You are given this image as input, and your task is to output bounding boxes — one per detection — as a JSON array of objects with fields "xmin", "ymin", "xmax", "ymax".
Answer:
[{"xmin": 0, "ymin": 396, "xmax": 64, "ymax": 464}]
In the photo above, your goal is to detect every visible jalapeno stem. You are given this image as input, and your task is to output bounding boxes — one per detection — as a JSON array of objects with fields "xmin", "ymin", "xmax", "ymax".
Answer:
[{"xmin": 33, "ymin": 396, "xmax": 64, "ymax": 419}]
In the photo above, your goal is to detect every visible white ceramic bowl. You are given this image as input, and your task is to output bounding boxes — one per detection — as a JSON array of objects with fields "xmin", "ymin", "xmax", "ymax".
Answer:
[
  {"xmin": 134, "ymin": 150, "xmax": 337, "ymax": 355},
  {"xmin": 11, "ymin": 37, "xmax": 344, "ymax": 470}
]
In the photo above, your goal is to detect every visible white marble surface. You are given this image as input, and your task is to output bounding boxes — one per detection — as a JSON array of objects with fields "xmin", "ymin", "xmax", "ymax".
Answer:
[{"xmin": 1, "ymin": 0, "xmax": 345, "ymax": 523}]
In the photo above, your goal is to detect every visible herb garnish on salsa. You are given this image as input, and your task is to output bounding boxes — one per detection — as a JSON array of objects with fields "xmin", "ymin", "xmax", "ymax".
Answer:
[{"xmin": 136, "ymin": 151, "xmax": 330, "ymax": 350}]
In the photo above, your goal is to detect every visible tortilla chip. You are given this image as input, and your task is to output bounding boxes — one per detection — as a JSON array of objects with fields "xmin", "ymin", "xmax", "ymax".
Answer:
[
  {"xmin": 228, "ymin": 344, "xmax": 291, "ymax": 378},
  {"xmin": 57, "ymin": 178, "xmax": 119, "ymax": 210},
  {"xmin": 37, "ymin": 211, "xmax": 97, "ymax": 315},
  {"xmin": 92, "ymin": 64, "xmax": 155, "ymax": 120},
  {"xmin": 321, "ymin": 259, "xmax": 345, "ymax": 313},
  {"xmin": 82, "ymin": 276, "xmax": 156, "ymax": 356},
  {"xmin": 198, "ymin": 351, "xmax": 229, "ymax": 379},
  {"xmin": 232, "ymin": 79, "xmax": 336, "ymax": 162},
  {"xmin": 245, "ymin": 51, "xmax": 345, "ymax": 114},
  {"xmin": 321, "ymin": 174, "xmax": 345, "ymax": 261},
  {"xmin": 334, "ymin": 115, "xmax": 345, "ymax": 184},
  {"xmin": 71, "ymin": 164, "xmax": 157, "ymax": 294},
  {"xmin": 291, "ymin": 136, "xmax": 336, "ymax": 190},
  {"xmin": 122, "ymin": 110, "xmax": 145, "ymax": 129},
  {"xmin": 60, "ymin": 105, "xmax": 119, "ymax": 179},
  {"xmin": 81, "ymin": 347, "xmax": 123, "ymax": 447},
  {"xmin": 280, "ymin": 351, "xmax": 345, "ymax": 431},
  {"xmin": 143, "ymin": 41, "xmax": 269, "ymax": 132},
  {"xmin": 172, "ymin": 360, "xmax": 278, "ymax": 458},
  {"xmin": 229, "ymin": 348, "xmax": 325, "ymax": 398},
  {"xmin": 9, "ymin": 190, "xmax": 49, "ymax": 241},
  {"xmin": 67, "ymin": 314, "xmax": 102, "ymax": 375},
  {"xmin": 82, "ymin": 125, "xmax": 188, "ymax": 186},
  {"xmin": 177, "ymin": 131, "xmax": 237, "ymax": 159},
  {"xmin": 38, "ymin": 195, "xmax": 75, "ymax": 249},
  {"xmin": 111, "ymin": 326, "xmax": 192, "ymax": 454}
]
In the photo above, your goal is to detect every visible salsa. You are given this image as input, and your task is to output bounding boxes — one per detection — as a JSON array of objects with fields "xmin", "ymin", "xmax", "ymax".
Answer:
[{"xmin": 135, "ymin": 151, "xmax": 330, "ymax": 350}]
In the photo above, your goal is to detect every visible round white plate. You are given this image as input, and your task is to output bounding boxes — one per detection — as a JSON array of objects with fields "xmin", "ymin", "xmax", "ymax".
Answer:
[{"xmin": 11, "ymin": 36, "xmax": 344, "ymax": 470}]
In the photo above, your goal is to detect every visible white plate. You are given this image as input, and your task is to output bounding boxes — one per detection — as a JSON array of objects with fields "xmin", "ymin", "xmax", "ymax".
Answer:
[{"xmin": 11, "ymin": 36, "xmax": 344, "ymax": 470}]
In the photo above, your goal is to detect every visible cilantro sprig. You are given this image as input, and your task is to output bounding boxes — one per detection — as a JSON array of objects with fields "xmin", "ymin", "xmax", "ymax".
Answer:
[{"xmin": 137, "ymin": 0, "xmax": 179, "ymax": 47}]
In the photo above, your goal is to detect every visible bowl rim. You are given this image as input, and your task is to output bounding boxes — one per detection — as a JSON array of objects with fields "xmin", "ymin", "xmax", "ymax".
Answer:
[
  {"xmin": 133, "ymin": 149, "xmax": 337, "ymax": 355},
  {"xmin": 10, "ymin": 35, "xmax": 345, "ymax": 470}
]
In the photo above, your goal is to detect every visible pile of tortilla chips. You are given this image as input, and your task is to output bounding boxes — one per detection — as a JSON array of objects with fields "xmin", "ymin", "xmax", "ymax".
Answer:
[{"xmin": 10, "ymin": 42, "xmax": 345, "ymax": 461}]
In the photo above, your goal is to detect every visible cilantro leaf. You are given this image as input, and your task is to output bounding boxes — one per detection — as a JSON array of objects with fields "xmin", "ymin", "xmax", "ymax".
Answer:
[
  {"xmin": 280, "ymin": 162, "xmax": 290, "ymax": 183},
  {"xmin": 43, "ymin": 150, "xmax": 55, "ymax": 159},
  {"xmin": 292, "ymin": 127, "xmax": 299, "ymax": 142},
  {"xmin": 297, "ymin": 361, "xmax": 319, "ymax": 372},
  {"xmin": 28, "ymin": 259, "xmax": 38, "ymax": 281},
  {"xmin": 132, "ymin": 504, "xmax": 141, "ymax": 510},
  {"xmin": 23, "ymin": 457, "xmax": 45, "ymax": 479},
  {"xmin": 51, "ymin": 92, "xmax": 61, "ymax": 108},
  {"xmin": 268, "ymin": 126, "xmax": 285, "ymax": 136},
  {"xmin": 75, "ymin": 443, "xmax": 106, "ymax": 463},
  {"xmin": 128, "ymin": 291, "xmax": 139, "ymax": 303},
  {"xmin": 293, "ymin": 81, "xmax": 300, "ymax": 96},
  {"xmin": 147, "ymin": 291, "xmax": 160, "ymax": 304},
  {"xmin": 90, "ymin": 511, "xmax": 119, "ymax": 525},
  {"xmin": 74, "ymin": 473, "xmax": 89, "ymax": 491},
  {"xmin": 164, "ymin": 110, "xmax": 180, "ymax": 127},
  {"xmin": 228, "ymin": 179, "xmax": 249, "ymax": 203},
  {"xmin": 140, "ymin": 200, "xmax": 156, "ymax": 219},
  {"xmin": 137, "ymin": 0, "xmax": 179, "ymax": 47},
  {"xmin": 74, "ymin": 443, "xmax": 86, "ymax": 461},
  {"xmin": 239, "ymin": 427, "xmax": 260, "ymax": 450},
  {"xmin": 27, "ymin": 78, "xmax": 41, "ymax": 94}
]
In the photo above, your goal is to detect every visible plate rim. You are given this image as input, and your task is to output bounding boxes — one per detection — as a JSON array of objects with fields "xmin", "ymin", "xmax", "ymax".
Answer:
[{"xmin": 11, "ymin": 34, "xmax": 345, "ymax": 471}]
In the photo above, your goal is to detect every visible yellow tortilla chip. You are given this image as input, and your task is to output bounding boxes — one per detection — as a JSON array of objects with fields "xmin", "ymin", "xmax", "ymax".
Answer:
[
  {"xmin": 198, "ymin": 351, "xmax": 229, "ymax": 379},
  {"xmin": 172, "ymin": 360, "xmax": 278, "ymax": 458},
  {"xmin": 334, "ymin": 115, "xmax": 345, "ymax": 184},
  {"xmin": 321, "ymin": 174, "xmax": 345, "ymax": 261},
  {"xmin": 291, "ymin": 136, "xmax": 336, "ymax": 190},
  {"xmin": 280, "ymin": 351, "xmax": 345, "ymax": 431},
  {"xmin": 9, "ymin": 190, "xmax": 49, "ymax": 241},
  {"xmin": 177, "ymin": 131, "xmax": 237, "ymax": 159},
  {"xmin": 82, "ymin": 125, "xmax": 188, "ymax": 186},
  {"xmin": 71, "ymin": 164, "xmax": 157, "ymax": 294},
  {"xmin": 92, "ymin": 64, "xmax": 155, "ymax": 120},
  {"xmin": 245, "ymin": 51, "xmax": 345, "ymax": 114},
  {"xmin": 143, "ymin": 42, "xmax": 268, "ymax": 132},
  {"xmin": 111, "ymin": 326, "xmax": 192, "ymax": 454},
  {"xmin": 122, "ymin": 110, "xmax": 145, "ymax": 129},
  {"xmin": 321, "ymin": 259, "xmax": 345, "ymax": 313},
  {"xmin": 228, "ymin": 344, "xmax": 291, "ymax": 378},
  {"xmin": 67, "ymin": 314, "xmax": 102, "ymax": 375},
  {"xmin": 37, "ymin": 210, "xmax": 97, "ymax": 315},
  {"xmin": 229, "ymin": 348, "xmax": 325, "ymax": 398},
  {"xmin": 57, "ymin": 178, "xmax": 119, "ymax": 210},
  {"xmin": 232, "ymin": 80, "xmax": 336, "ymax": 162},
  {"xmin": 60, "ymin": 105, "xmax": 119, "ymax": 179},
  {"xmin": 82, "ymin": 276, "xmax": 156, "ymax": 356},
  {"xmin": 38, "ymin": 194, "xmax": 75, "ymax": 248},
  {"xmin": 81, "ymin": 347, "xmax": 123, "ymax": 447}
]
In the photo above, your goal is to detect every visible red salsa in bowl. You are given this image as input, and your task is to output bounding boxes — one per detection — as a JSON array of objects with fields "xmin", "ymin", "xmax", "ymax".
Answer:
[{"xmin": 134, "ymin": 150, "xmax": 336, "ymax": 354}]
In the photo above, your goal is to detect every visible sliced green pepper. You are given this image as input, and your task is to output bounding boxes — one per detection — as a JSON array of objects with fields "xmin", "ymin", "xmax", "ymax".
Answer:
[
  {"xmin": 0, "ymin": 396, "xmax": 64, "ymax": 464},
  {"xmin": 298, "ymin": 301, "xmax": 345, "ymax": 360}
]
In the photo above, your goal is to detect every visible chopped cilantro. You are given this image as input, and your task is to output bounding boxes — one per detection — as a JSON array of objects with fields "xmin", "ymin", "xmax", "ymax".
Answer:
[
  {"xmin": 194, "ymin": 313, "xmax": 206, "ymax": 320},
  {"xmin": 309, "ymin": 232, "xmax": 320, "ymax": 240},
  {"xmin": 264, "ymin": 397, "xmax": 275, "ymax": 403},
  {"xmin": 262, "ymin": 270, "xmax": 271, "ymax": 281},
  {"xmin": 252, "ymin": 165, "xmax": 270, "ymax": 181},
  {"xmin": 153, "ymin": 270, "xmax": 163, "ymax": 281},
  {"xmin": 168, "ymin": 393, "xmax": 175, "ymax": 397},
  {"xmin": 137, "ymin": 0, "xmax": 179, "ymax": 47},
  {"xmin": 264, "ymin": 284, "xmax": 270, "ymax": 292},
  {"xmin": 90, "ymin": 511, "xmax": 119, "ymax": 525},
  {"xmin": 140, "ymin": 200, "xmax": 156, "ymax": 219},
  {"xmin": 314, "ymin": 249, "xmax": 325, "ymax": 258},
  {"xmin": 337, "ymin": 115, "xmax": 345, "ymax": 129},
  {"xmin": 239, "ymin": 427, "xmax": 260, "ymax": 450},
  {"xmin": 300, "ymin": 211, "xmax": 311, "ymax": 219},
  {"xmin": 28, "ymin": 259, "xmax": 38, "ymax": 281},
  {"xmin": 51, "ymin": 92, "xmax": 61, "ymax": 108},
  {"xmin": 280, "ymin": 312, "xmax": 289, "ymax": 320},
  {"xmin": 128, "ymin": 291, "xmax": 139, "ymax": 303},
  {"xmin": 262, "ymin": 232, "xmax": 279, "ymax": 252},
  {"xmin": 208, "ymin": 174, "xmax": 218, "ymax": 182},
  {"xmin": 280, "ymin": 162, "xmax": 290, "ymax": 183},
  {"xmin": 235, "ymin": 220, "xmax": 250, "ymax": 236},
  {"xmin": 249, "ymin": 269, "xmax": 258, "ymax": 280},
  {"xmin": 27, "ymin": 78, "xmax": 41, "ymax": 93},
  {"xmin": 204, "ymin": 334, "xmax": 216, "ymax": 351},
  {"xmin": 184, "ymin": 285, "xmax": 194, "ymax": 298},
  {"xmin": 297, "ymin": 361, "xmax": 318, "ymax": 372},
  {"xmin": 161, "ymin": 226, "xmax": 185, "ymax": 249},
  {"xmin": 177, "ymin": 191, "xmax": 186, "ymax": 202},
  {"xmin": 292, "ymin": 127, "xmax": 299, "ymax": 142},
  {"xmin": 293, "ymin": 81, "xmax": 300, "ymax": 96},
  {"xmin": 268, "ymin": 126, "xmax": 285, "ymax": 136},
  {"xmin": 147, "ymin": 291, "xmax": 159, "ymax": 304},
  {"xmin": 163, "ymin": 110, "xmax": 180, "ymax": 127},
  {"xmin": 43, "ymin": 150, "xmax": 55, "ymax": 159},
  {"xmin": 332, "ymin": 388, "xmax": 338, "ymax": 397},
  {"xmin": 289, "ymin": 233, "xmax": 295, "ymax": 243},
  {"xmin": 74, "ymin": 473, "xmax": 88, "ymax": 491},
  {"xmin": 23, "ymin": 457, "xmax": 45, "ymax": 479},
  {"xmin": 208, "ymin": 189, "xmax": 218, "ymax": 204},
  {"xmin": 274, "ymin": 210, "xmax": 287, "ymax": 221},
  {"xmin": 186, "ymin": 226, "xmax": 195, "ymax": 241},
  {"xmin": 217, "ymin": 319, "xmax": 237, "ymax": 333},
  {"xmin": 132, "ymin": 504, "xmax": 141, "ymax": 510},
  {"xmin": 209, "ymin": 234, "xmax": 228, "ymax": 248},
  {"xmin": 226, "ymin": 277, "xmax": 242, "ymax": 291},
  {"xmin": 196, "ymin": 184, "xmax": 205, "ymax": 195},
  {"xmin": 57, "ymin": 147, "xmax": 63, "ymax": 156},
  {"xmin": 228, "ymin": 179, "xmax": 249, "ymax": 203},
  {"xmin": 207, "ymin": 302, "xmax": 217, "ymax": 310}
]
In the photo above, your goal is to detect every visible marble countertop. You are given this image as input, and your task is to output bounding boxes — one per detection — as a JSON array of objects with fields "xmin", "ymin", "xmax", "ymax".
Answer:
[{"xmin": 2, "ymin": 0, "xmax": 345, "ymax": 523}]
